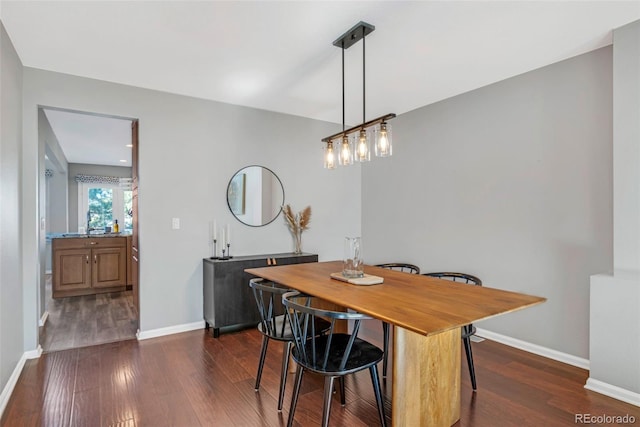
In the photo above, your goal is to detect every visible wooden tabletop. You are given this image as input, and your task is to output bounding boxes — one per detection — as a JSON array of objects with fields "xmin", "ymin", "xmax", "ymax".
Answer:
[{"xmin": 246, "ymin": 260, "xmax": 546, "ymax": 337}]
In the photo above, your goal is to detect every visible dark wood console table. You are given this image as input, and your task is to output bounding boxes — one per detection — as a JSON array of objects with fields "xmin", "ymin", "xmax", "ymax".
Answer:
[{"xmin": 202, "ymin": 252, "xmax": 318, "ymax": 337}]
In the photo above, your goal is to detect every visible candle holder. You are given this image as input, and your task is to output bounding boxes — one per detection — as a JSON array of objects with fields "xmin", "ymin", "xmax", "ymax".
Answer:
[
  {"xmin": 210, "ymin": 239, "xmax": 219, "ymax": 259},
  {"xmin": 227, "ymin": 243, "xmax": 233, "ymax": 259},
  {"xmin": 220, "ymin": 247, "xmax": 230, "ymax": 260}
]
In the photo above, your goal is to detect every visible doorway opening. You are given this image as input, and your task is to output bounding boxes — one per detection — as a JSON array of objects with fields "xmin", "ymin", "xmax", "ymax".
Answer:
[{"xmin": 39, "ymin": 107, "xmax": 139, "ymax": 352}]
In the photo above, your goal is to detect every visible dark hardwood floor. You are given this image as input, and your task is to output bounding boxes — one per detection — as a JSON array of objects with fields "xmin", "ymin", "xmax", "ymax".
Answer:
[
  {"xmin": 40, "ymin": 275, "xmax": 138, "ymax": 352},
  {"xmin": 3, "ymin": 320, "xmax": 639, "ymax": 426}
]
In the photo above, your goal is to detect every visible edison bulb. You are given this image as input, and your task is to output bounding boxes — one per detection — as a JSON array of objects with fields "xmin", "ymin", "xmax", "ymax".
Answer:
[
  {"xmin": 375, "ymin": 122, "xmax": 392, "ymax": 157},
  {"xmin": 339, "ymin": 135, "xmax": 353, "ymax": 166},
  {"xmin": 324, "ymin": 142, "xmax": 336, "ymax": 169},
  {"xmin": 356, "ymin": 129, "xmax": 370, "ymax": 161}
]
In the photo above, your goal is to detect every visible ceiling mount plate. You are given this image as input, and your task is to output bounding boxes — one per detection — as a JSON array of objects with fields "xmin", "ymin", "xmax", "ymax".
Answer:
[{"xmin": 333, "ymin": 21, "xmax": 375, "ymax": 49}]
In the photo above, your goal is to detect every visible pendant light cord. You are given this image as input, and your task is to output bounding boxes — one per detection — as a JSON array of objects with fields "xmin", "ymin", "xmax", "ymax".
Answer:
[
  {"xmin": 362, "ymin": 25, "xmax": 366, "ymax": 124},
  {"xmin": 321, "ymin": 22, "xmax": 395, "ymax": 148},
  {"xmin": 342, "ymin": 40, "xmax": 345, "ymax": 132}
]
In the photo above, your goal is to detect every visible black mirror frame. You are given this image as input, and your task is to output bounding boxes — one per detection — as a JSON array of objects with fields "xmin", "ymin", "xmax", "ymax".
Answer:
[{"xmin": 226, "ymin": 165, "xmax": 285, "ymax": 227}]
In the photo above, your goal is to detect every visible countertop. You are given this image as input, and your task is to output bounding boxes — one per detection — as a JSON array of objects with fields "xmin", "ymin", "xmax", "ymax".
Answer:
[{"xmin": 47, "ymin": 232, "xmax": 131, "ymax": 241}]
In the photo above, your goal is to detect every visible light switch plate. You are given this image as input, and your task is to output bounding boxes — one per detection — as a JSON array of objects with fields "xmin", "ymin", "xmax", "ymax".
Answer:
[{"xmin": 172, "ymin": 218, "xmax": 180, "ymax": 229}]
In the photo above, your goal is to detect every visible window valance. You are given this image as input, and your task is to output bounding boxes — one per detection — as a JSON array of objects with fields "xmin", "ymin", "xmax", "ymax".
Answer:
[{"xmin": 75, "ymin": 174, "xmax": 132, "ymax": 190}]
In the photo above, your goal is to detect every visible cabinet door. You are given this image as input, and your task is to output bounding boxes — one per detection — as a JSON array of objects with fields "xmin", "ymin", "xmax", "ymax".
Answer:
[
  {"xmin": 131, "ymin": 188, "xmax": 139, "ymax": 314},
  {"xmin": 131, "ymin": 247, "xmax": 139, "ymax": 309},
  {"xmin": 54, "ymin": 248, "xmax": 92, "ymax": 295},
  {"xmin": 92, "ymin": 247, "xmax": 126, "ymax": 288},
  {"xmin": 211, "ymin": 261, "xmax": 261, "ymax": 328},
  {"xmin": 126, "ymin": 235, "xmax": 132, "ymax": 286}
]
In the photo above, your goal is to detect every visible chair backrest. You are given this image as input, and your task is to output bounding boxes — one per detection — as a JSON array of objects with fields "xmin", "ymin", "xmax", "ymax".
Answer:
[
  {"xmin": 249, "ymin": 278, "xmax": 291, "ymax": 339},
  {"xmin": 282, "ymin": 291, "xmax": 371, "ymax": 373},
  {"xmin": 422, "ymin": 272, "xmax": 482, "ymax": 286},
  {"xmin": 375, "ymin": 263, "xmax": 421, "ymax": 274}
]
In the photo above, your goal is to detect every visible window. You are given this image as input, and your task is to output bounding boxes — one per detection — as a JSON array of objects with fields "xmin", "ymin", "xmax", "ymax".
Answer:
[{"xmin": 78, "ymin": 182, "xmax": 132, "ymax": 232}]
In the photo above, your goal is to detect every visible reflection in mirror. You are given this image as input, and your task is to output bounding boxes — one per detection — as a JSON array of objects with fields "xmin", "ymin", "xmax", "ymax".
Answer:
[{"xmin": 227, "ymin": 165, "xmax": 284, "ymax": 227}]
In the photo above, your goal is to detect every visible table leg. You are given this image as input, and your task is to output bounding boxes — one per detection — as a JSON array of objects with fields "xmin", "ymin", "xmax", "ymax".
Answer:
[{"xmin": 392, "ymin": 327, "xmax": 461, "ymax": 426}]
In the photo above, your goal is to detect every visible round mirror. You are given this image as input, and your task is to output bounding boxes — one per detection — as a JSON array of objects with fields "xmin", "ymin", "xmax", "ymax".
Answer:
[{"xmin": 227, "ymin": 165, "xmax": 285, "ymax": 227}]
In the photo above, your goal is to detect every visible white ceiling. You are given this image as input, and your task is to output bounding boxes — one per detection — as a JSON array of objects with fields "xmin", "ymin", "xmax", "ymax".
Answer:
[
  {"xmin": 3, "ymin": 1, "xmax": 640, "ymax": 164},
  {"xmin": 43, "ymin": 109, "xmax": 132, "ymax": 168}
]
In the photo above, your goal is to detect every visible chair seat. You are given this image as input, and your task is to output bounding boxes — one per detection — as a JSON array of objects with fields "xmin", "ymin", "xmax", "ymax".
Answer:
[
  {"xmin": 257, "ymin": 314, "xmax": 293, "ymax": 341},
  {"xmin": 292, "ymin": 333, "xmax": 383, "ymax": 375},
  {"xmin": 258, "ymin": 315, "xmax": 331, "ymax": 342}
]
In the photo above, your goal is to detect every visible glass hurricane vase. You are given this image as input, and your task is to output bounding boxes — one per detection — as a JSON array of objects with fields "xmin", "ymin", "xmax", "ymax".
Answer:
[{"xmin": 293, "ymin": 230, "xmax": 303, "ymax": 254}]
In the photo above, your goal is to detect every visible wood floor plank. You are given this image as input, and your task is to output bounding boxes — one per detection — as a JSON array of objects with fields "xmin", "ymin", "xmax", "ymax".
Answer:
[
  {"xmin": 1, "ymin": 359, "xmax": 46, "ymax": 424},
  {"xmin": 4, "ymin": 327, "xmax": 640, "ymax": 427},
  {"xmin": 40, "ymin": 349, "xmax": 78, "ymax": 427},
  {"xmin": 134, "ymin": 390, "xmax": 203, "ymax": 427},
  {"xmin": 97, "ymin": 342, "xmax": 138, "ymax": 426},
  {"xmin": 179, "ymin": 371, "xmax": 236, "ymax": 426},
  {"xmin": 74, "ymin": 345, "xmax": 101, "ymax": 393},
  {"xmin": 70, "ymin": 387, "xmax": 101, "ymax": 427}
]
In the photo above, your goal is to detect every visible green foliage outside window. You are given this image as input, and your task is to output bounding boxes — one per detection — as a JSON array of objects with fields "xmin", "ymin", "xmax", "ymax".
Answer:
[
  {"xmin": 87, "ymin": 187, "xmax": 132, "ymax": 232},
  {"xmin": 88, "ymin": 188, "xmax": 113, "ymax": 229},
  {"xmin": 124, "ymin": 190, "xmax": 133, "ymax": 231}
]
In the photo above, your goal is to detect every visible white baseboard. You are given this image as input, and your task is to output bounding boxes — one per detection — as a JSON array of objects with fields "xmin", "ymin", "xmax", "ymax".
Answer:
[
  {"xmin": 0, "ymin": 346, "xmax": 42, "ymax": 419},
  {"xmin": 24, "ymin": 345, "xmax": 43, "ymax": 360},
  {"xmin": 475, "ymin": 327, "xmax": 590, "ymax": 370},
  {"xmin": 585, "ymin": 378, "xmax": 640, "ymax": 407},
  {"xmin": 39, "ymin": 311, "xmax": 49, "ymax": 327},
  {"xmin": 136, "ymin": 320, "xmax": 205, "ymax": 341}
]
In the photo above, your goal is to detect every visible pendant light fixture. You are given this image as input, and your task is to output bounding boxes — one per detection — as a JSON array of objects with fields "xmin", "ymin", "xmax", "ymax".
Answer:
[{"xmin": 322, "ymin": 21, "xmax": 395, "ymax": 168}]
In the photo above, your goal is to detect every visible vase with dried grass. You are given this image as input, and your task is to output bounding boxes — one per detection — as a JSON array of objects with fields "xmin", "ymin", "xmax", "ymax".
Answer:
[{"xmin": 283, "ymin": 204, "xmax": 311, "ymax": 254}]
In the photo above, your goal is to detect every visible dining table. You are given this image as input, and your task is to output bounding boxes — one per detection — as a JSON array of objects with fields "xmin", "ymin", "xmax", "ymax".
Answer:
[{"xmin": 245, "ymin": 260, "xmax": 546, "ymax": 426}]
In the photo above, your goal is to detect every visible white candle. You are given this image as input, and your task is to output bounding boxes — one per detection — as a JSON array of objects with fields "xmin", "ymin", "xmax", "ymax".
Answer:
[
  {"xmin": 213, "ymin": 220, "xmax": 217, "ymax": 240},
  {"xmin": 221, "ymin": 228, "xmax": 226, "ymax": 247},
  {"xmin": 209, "ymin": 220, "xmax": 215, "ymax": 241},
  {"xmin": 226, "ymin": 224, "xmax": 231, "ymax": 245}
]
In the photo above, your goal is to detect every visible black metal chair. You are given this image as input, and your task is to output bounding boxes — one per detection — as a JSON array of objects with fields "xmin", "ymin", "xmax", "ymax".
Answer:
[
  {"xmin": 422, "ymin": 272, "xmax": 482, "ymax": 391},
  {"xmin": 248, "ymin": 278, "xmax": 297, "ymax": 411},
  {"xmin": 375, "ymin": 263, "xmax": 421, "ymax": 378},
  {"xmin": 283, "ymin": 291, "xmax": 386, "ymax": 427}
]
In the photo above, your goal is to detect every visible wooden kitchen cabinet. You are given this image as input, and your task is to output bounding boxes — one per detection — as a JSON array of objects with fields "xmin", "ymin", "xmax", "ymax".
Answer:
[
  {"xmin": 126, "ymin": 235, "xmax": 132, "ymax": 288},
  {"xmin": 202, "ymin": 253, "xmax": 318, "ymax": 338},
  {"xmin": 53, "ymin": 236, "xmax": 127, "ymax": 298},
  {"xmin": 53, "ymin": 247, "xmax": 92, "ymax": 293}
]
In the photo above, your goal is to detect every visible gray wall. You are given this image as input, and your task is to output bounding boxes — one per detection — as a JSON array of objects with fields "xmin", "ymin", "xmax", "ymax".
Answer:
[
  {"xmin": 589, "ymin": 19, "xmax": 640, "ymax": 396},
  {"xmin": 21, "ymin": 68, "xmax": 361, "ymax": 348},
  {"xmin": 612, "ymin": 20, "xmax": 640, "ymax": 273},
  {"xmin": 40, "ymin": 109, "xmax": 69, "ymax": 317},
  {"xmin": 363, "ymin": 46, "xmax": 613, "ymax": 359},
  {"xmin": 41, "ymin": 108, "xmax": 69, "ymax": 234},
  {"xmin": 67, "ymin": 163, "xmax": 132, "ymax": 231},
  {"xmin": 0, "ymin": 21, "xmax": 24, "ymax": 399}
]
